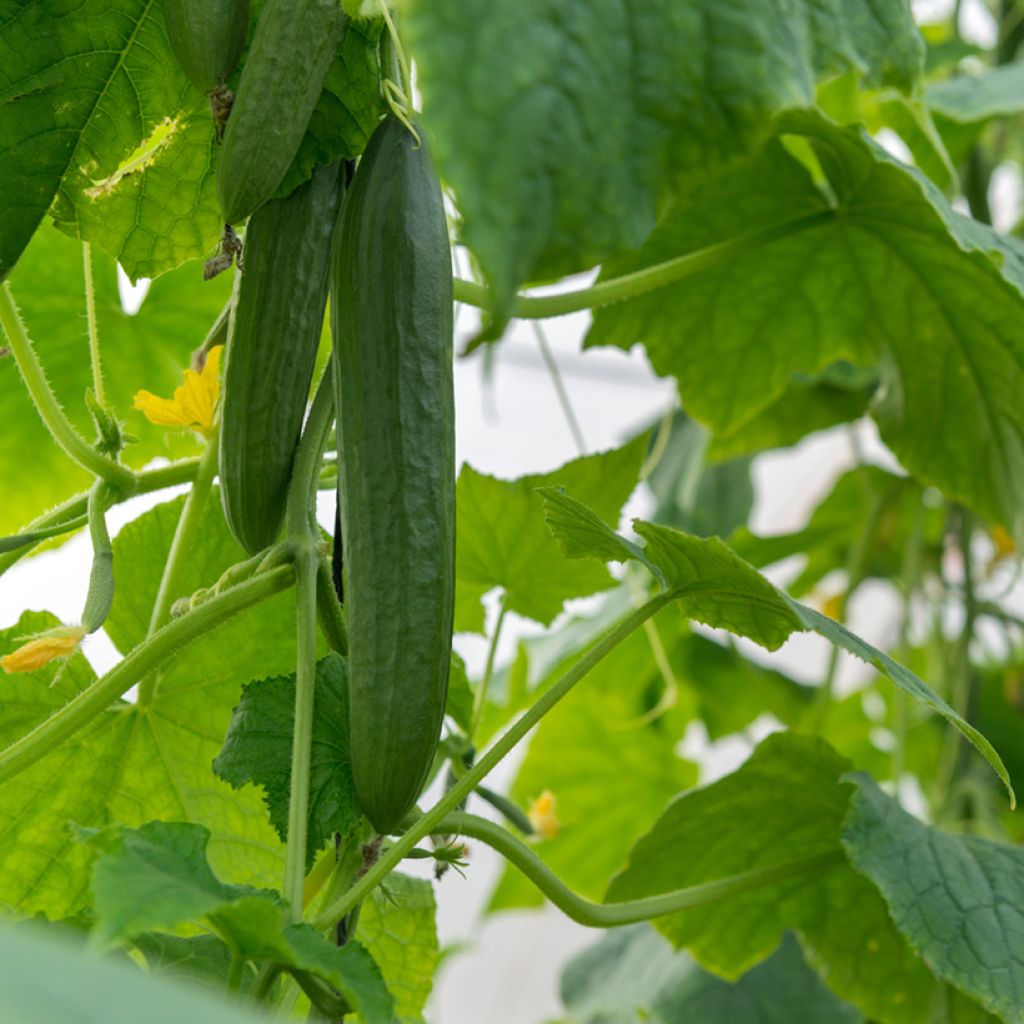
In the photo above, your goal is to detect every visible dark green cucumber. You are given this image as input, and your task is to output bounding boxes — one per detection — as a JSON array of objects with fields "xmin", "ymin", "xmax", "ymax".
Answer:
[
  {"xmin": 217, "ymin": 0, "xmax": 347, "ymax": 224},
  {"xmin": 165, "ymin": 0, "xmax": 249, "ymax": 94},
  {"xmin": 332, "ymin": 116, "xmax": 455, "ymax": 833},
  {"xmin": 220, "ymin": 159, "xmax": 345, "ymax": 555}
]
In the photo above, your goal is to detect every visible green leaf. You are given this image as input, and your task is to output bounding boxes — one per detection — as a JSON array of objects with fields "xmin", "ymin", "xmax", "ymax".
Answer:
[
  {"xmin": 844, "ymin": 774, "xmax": 1024, "ymax": 1024},
  {"xmin": 561, "ymin": 928, "xmax": 863, "ymax": 1024},
  {"xmin": 444, "ymin": 652, "xmax": 474, "ymax": 733},
  {"xmin": 132, "ymin": 933, "xmax": 257, "ymax": 994},
  {"xmin": 0, "ymin": 612, "xmax": 134, "ymax": 918},
  {"xmin": 0, "ymin": 924, "xmax": 267, "ymax": 1024},
  {"xmin": 455, "ymin": 436, "xmax": 647, "ymax": 630},
  {"xmin": 213, "ymin": 653, "xmax": 358, "ymax": 870},
  {"xmin": 1, "ymin": 224, "xmax": 230, "ymax": 535},
  {"xmin": 90, "ymin": 821, "xmax": 274, "ymax": 949},
  {"xmin": 490, "ymin": 610, "xmax": 697, "ymax": 908},
  {"xmin": 356, "ymin": 873, "xmax": 439, "ymax": 1023},
  {"xmin": 588, "ymin": 111, "xmax": 1024, "ymax": 544},
  {"xmin": 539, "ymin": 489, "xmax": 1014, "ymax": 802},
  {"xmin": 407, "ymin": 0, "xmax": 922, "ymax": 332},
  {"xmin": 606, "ymin": 733, "xmax": 990, "ymax": 1024},
  {"xmin": 90, "ymin": 822, "xmax": 394, "ymax": 1024}
]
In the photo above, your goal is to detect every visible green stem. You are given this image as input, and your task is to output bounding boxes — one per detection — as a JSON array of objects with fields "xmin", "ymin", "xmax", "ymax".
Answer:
[
  {"xmin": 532, "ymin": 321, "xmax": 586, "ymax": 453},
  {"xmin": 81, "ymin": 481, "xmax": 115, "ymax": 634},
  {"xmin": 0, "ymin": 515, "xmax": 90, "ymax": 555},
  {"xmin": 436, "ymin": 812, "xmax": 842, "ymax": 927},
  {"xmin": 315, "ymin": 558, "xmax": 347, "ymax": 655},
  {"xmin": 0, "ymin": 283, "xmax": 133, "ymax": 489},
  {"xmin": 470, "ymin": 593, "xmax": 507, "ymax": 739},
  {"xmin": 192, "ymin": 297, "xmax": 232, "ymax": 370},
  {"xmin": 82, "ymin": 243, "xmax": 105, "ymax": 408},
  {"xmin": 283, "ymin": 551, "xmax": 319, "ymax": 920},
  {"xmin": 286, "ymin": 373, "xmax": 334, "ymax": 538},
  {"xmin": 138, "ymin": 432, "xmax": 220, "ymax": 707},
  {"xmin": 452, "ymin": 211, "xmax": 834, "ymax": 320},
  {"xmin": 251, "ymin": 963, "xmax": 282, "ymax": 1003},
  {"xmin": 0, "ymin": 565, "xmax": 294, "ymax": 784},
  {"xmin": 314, "ymin": 591, "xmax": 676, "ymax": 929}
]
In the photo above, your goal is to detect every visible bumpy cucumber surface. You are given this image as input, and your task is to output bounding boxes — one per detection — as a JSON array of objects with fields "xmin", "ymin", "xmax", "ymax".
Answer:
[
  {"xmin": 217, "ymin": 0, "xmax": 347, "ymax": 225},
  {"xmin": 165, "ymin": 0, "xmax": 249, "ymax": 93},
  {"xmin": 220, "ymin": 160, "xmax": 345, "ymax": 555},
  {"xmin": 333, "ymin": 116, "xmax": 455, "ymax": 834}
]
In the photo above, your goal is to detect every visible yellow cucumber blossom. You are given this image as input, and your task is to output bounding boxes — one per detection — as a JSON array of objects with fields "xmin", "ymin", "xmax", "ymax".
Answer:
[
  {"xmin": 2, "ymin": 626, "xmax": 85, "ymax": 674},
  {"xmin": 133, "ymin": 345, "xmax": 223, "ymax": 436},
  {"xmin": 528, "ymin": 790, "xmax": 559, "ymax": 840}
]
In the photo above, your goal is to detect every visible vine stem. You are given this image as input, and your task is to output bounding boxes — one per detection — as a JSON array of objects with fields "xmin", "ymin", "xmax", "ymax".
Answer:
[
  {"xmin": 0, "ymin": 283, "xmax": 133, "ymax": 489},
  {"xmin": 0, "ymin": 565, "xmax": 294, "ymax": 784},
  {"xmin": 436, "ymin": 812, "xmax": 843, "ymax": 927},
  {"xmin": 138, "ymin": 432, "xmax": 221, "ymax": 706},
  {"xmin": 82, "ymin": 243, "xmax": 105, "ymax": 407},
  {"xmin": 470, "ymin": 593, "xmax": 507, "ymax": 739},
  {"xmin": 532, "ymin": 321, "xmax": 586, "ymax": 454},
  {"xmin": 452, "ymin": 210, "xmax": 835, "ymax": 321},
  {"xmin": 314, "ymin": 590, "xmax": 677, "ymax": 930},
  {"xmin": 283, "ymin": 550, "xmax": 319, "ymax": 920}
]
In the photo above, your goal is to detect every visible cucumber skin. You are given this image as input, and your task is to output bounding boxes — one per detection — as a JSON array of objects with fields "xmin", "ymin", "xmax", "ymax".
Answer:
[
  {"xmin": 333, "ymin": 117, "xmax": 455, "ymax": 834},
  {"xmin": 164, "ymin": 0, "xmax": 249, "ymax": 93},
  {"xmin": 220, "ymin": 160, "xmax": 345, "ymax": 556},
  {"xmin": 217, "ymin": 0, "xmax": 347, "ymax": 225}
]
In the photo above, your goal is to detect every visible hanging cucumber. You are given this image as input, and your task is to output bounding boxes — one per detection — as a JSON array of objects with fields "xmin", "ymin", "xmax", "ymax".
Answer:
[
  {"xmin": 216, "ymin": 0, "xmax": 347, "ymax": 225},
  {"xmin": 219, "ymin": 160, "xmax": 346, "ymax": 555},
  {"xmin": 332, "ymin": 116, "xmax": 455, "ymax": 834},
  {"xmin": 164, "ymin": 0, "xmax": 249, "ymax": 95}
]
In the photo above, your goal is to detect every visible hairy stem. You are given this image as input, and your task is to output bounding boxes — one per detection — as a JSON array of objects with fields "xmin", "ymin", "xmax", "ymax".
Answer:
[
  {"xmin": 82, "ymin": 243, "xmax": 106, "ymax": 407},
  {"xmin": 284, "ymin": 551, "xmax": 319, "ymax": 920},
  {"xmin": 452, "ymin": 211, "xmax": 835, "ymax": 320},
  {"xmin": 314, "ymin": 591, "xmax": 676, "ymax": 929},
  {"xmin": 0, "ymin": 565, "xmax": 294, "ymax": 784},
  {"xmin": 0, "ymin": 283, "xmax": 133, "ymax": 488},
  {"xmin": 436, "ymin": 812, "xmax": 843, "ymax": 927},
  {"xmin": 0, "ymin": 514, "xmax": 90, "ymax": 555},
  {"xmin": 138, "ymin": 432, "xmax": 221, "ymax": 706}
]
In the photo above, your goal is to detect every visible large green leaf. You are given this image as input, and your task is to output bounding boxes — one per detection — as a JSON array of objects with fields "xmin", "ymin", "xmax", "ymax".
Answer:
[
  {"xmin": 356, "ymin": 873, "xmax": 439, "ymax": 1024},
  {"xmin": 0, "ymin": 495, "xmax": 301, "ymax": 918},
  {"xmin": 560, "ymin": 928, "xmax": 863, "ymax": 1024},
  {"xmin": 844, "ymin": 774, "xmax": 1024, "ymax": 1024},
  {"xmin": 0, "ymin": 924, "xmax": 265, "ymax": 1024},
  {"xmin": 133, "ymin": 932, "xmax": 257, "ymax": 994},
  {"xmin": 455, "ymin": 436, "xmax": 647, "ymax": 630},
  {"xmin": 606, "ymin": 733, "xmax": 991, "ymax": 1024},
  {"xmin": 213, "ymin": 654, "xmax": 359, "ymax": 870},
  {"xmin": 407, "ymin": 0, "xmax": 922, "ymax": 332},
  {"xmin": 1, "ymin": 224, "xmax": 229, "ymax": 535},
  {"xmin": 588, "ymin": 112, "xmax": 1024, "ymax": 543},
  {"xmin": 538, "ymin": 446, "xmax": 1012, "ymax": 802}
]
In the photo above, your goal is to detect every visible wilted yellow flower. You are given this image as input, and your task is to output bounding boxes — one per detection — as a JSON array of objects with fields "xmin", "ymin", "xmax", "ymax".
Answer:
[
  {"xmin": 133, "ymin": 345, "xmax": 222, "ymax": 436},
  {"xmin": 2, "ymin": 626, "xmax": 85, "ymax": 674},
  {"xmin": 528, "ymin": 790, "xmax": 559, "ymax": 840}
]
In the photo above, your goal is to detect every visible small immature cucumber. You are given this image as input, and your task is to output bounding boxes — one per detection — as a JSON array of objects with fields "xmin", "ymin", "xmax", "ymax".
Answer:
[
  {"xmin": 164, "ymin": 0, "xmax": 249, "ymax": 94},
  {"xmin": 333, "ymin": 116, "xmax": 455, "ymax": 834},
  {"xmin": 219, "ymin": 160, "xmax": 346, "ymax": 555},
  {"xmin": 217, "ymin": 0, "xmax": 347, "ymax": 225}
]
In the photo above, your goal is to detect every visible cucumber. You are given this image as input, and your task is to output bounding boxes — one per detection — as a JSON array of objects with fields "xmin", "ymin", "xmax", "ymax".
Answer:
[
  {"xmin": 332, "ymin": 116, "xmax": 455, "ymax": 833},
  {"xmin": 219, "ymin": 159, "xmax": 345, "ymax": 555},
  {"xmin": 164, "ymin": 0, "xmax": 249, "ymax": 94},
  {"xmin": 217, "ymin": 0, "xmax": 347, "ymax": 225}
]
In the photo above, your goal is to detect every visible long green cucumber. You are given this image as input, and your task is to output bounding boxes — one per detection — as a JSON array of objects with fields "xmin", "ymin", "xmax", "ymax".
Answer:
[
  {"xmin": 217, "ymin": 0, "xmax": 347, "ymax": 224},
  {"xmin": 220, "ymin": 160, "xmax": 345, "ymax": 555},
  {"xmin": 164, "ymin": 0, "xmax": 249, "ymax": 94},
  {"xmin": 332, "ymin": 116, "xmax": 455, "ymax": 833}
]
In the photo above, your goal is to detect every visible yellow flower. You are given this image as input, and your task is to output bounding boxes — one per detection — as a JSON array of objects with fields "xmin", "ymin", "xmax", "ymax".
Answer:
[
  {"xmin": 133, "ymin": 345, "xmax": 223, "ymax": 436},
  {"xmin": 821, "ymin": 590, "xmax": 844, "ymax": 622},
  {"xmin": 2, "ymin": 626, "xmax": 85, "ymax": 674},
  {"xmin": 528, "ymin": 790, "xmax": 559, "ymax": 840}
]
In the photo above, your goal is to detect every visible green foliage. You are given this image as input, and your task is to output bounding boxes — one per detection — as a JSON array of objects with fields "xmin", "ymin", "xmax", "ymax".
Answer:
[{"xmin": 213, "ymin": 654, "xmax": 358, "ymax": 870}]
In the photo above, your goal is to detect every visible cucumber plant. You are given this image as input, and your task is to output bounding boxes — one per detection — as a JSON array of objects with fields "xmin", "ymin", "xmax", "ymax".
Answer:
[{"xmin": 2, "ymin": 3, "xmax": 1024, "ymax": 1023}]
